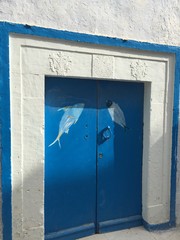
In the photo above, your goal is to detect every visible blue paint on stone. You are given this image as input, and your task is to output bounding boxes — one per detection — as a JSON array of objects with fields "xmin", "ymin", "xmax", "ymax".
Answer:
[
  {"xmin": 170, "ymin": 51, "xmax": 180, "ymax": 226},
  {"xmin": 143, "ymin": 220, "xmax": 175, "ymax": 231},
  {"xmin": 0, "ymin": 24, "xmax": 12, "ymax": 240},
  {"xmin": 0, "ymin": 21, "xmax": 179, "ymax": 240}
]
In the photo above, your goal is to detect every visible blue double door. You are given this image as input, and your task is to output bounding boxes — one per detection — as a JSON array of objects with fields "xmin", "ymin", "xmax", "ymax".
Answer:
[{"xmin": 45, "ymin": 78, "xmax": 144, "ymax": 240}]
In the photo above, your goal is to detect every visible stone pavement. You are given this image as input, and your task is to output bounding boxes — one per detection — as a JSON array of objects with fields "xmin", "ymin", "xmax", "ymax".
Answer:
[{"xmin": 79, "ymin": 226, "xmax": 180, "ymax": 240}]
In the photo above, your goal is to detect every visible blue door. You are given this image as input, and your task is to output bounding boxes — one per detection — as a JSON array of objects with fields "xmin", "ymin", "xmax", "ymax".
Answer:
[
  {"xmin": 97, "ymin": 81, "xmax": 143, "ymax": 233},
  {"xmin": 45, "ymin": 78, "xmax": 144, "ymax": 240}
]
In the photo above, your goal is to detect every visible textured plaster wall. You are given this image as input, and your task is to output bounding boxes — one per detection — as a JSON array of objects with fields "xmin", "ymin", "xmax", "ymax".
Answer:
[
  {"xmin": 0, "ymin": 0, "xmax": 180, "ymax": 46},
  {"xmin": 0, "ymin": 0, "xmax": 180, "ymax": 235}
]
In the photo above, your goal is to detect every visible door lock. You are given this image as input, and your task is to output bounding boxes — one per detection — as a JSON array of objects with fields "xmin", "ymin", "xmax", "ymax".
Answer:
[
  {"xmin": 102, "ymin": 126, "xmax": 111, "ymax": 140},
  {"xmin": 99, "ymin": 153, "xmax": 103, "ymax": 159}
]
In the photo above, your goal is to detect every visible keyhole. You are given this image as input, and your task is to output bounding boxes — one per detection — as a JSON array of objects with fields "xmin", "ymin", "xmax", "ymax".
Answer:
[
  {"xmin": 99, "ymin": 153, "xmax": 103, "ymax": 159},
  {"xmin": 84, "ymin": 134, "xmax": 88, "ymax": 140}
]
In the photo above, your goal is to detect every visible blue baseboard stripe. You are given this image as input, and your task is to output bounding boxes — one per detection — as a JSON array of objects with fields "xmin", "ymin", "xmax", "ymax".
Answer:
[
  {"xmin": 143, "ymin": 219, "xmax": 176, "ymax": 231},
  {"xmin": 45, "ymin": 223, "xmax": 95, "ymax": 239},
  {"xmin": 99, "ymin": 215, "xmax": 142, "ymax": 232}
]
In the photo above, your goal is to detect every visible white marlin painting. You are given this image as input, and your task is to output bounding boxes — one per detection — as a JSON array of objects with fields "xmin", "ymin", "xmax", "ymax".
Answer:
[
  {"xmin": 106, "ymin": 100, "xmax": 127, "ymax": 129},
  {"xmin": 49, "ymin": 103, "xmax": 85, "ymax": 148}
]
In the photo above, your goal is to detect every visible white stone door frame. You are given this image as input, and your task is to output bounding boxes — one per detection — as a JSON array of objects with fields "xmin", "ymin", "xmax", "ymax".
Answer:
[{"xmin": 10, "ymin": 34, "xmax": 175, "ymax": 239}]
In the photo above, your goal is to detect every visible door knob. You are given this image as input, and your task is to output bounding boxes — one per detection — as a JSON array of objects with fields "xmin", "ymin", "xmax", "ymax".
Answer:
[{"xmin": 102, "ymin": 126, "xmax": 111, "ymax": 140}]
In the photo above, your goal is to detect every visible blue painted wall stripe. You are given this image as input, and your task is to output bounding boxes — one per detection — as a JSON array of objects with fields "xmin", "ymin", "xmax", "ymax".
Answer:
[
  {"xmin": 0, "ymin": 21, "xmax": 179, "ymax": 239},
  {"xmin": 0, "ymin": 24, "xmax": 12, "ymax": 240},
  {"xmin": 0, "ymin": 22, "xmax": 180, "ymax": 53},
  {"xmin": 170, "ymin": 50, "xmax": 180, "ymax": 225}
]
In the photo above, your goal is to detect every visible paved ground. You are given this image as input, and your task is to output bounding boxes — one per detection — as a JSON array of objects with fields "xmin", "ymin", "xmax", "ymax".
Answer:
[{"xmin": 79, "ymin": 226, "xmax": 180, "ymax": 240}]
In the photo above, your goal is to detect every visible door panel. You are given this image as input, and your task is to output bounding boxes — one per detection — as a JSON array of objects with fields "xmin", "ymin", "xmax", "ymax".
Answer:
[
  {"xmin": 97, "ymin": 81, "xmax": 144, "ymax": 232},
  {"xmin": 45, "ymin": 78, "xmax": 144, "ymax": 239},
  {"xmin": 45, "ymin": 78, "xmax": 97, "ymax": 239}
]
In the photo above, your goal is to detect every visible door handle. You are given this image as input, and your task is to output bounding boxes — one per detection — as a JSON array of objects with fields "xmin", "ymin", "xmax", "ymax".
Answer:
[{"xmin": 102, "ymin": 126, "xmax": 111, "ymax": 141}]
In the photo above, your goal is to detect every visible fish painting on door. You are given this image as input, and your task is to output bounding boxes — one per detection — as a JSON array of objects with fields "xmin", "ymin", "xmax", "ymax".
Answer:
[{"xmin": 49, "ymin": 103, "xmax": 85, "ymax": 148}]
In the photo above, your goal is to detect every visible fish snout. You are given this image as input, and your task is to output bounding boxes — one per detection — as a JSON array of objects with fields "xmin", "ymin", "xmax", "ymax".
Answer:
[
  {"xmin": 78, "ymin": 103, "xmax": 85, "ymax": 108},
  {"xmin": 106, "ymin": 100, "xmax": 113, "ymax": 108}
]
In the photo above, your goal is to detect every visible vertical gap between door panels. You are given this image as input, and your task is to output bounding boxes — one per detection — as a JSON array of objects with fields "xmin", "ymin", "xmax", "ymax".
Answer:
[{"xmin": 95, "ymin": 80, "xmax": 99, "ymax": 234}]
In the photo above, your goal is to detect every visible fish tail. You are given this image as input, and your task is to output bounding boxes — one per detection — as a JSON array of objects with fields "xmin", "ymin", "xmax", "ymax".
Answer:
[
  {"xmin": 57, "ymin": 106, "xmax": 70, "ymax": 112},
  {"xmin": 58, "ymin": 138, "xmax": 61, "ymax": 148},
  {"xmin": 48, "ymin": 132, "xmax": 62, "ymax": 147},
  {"xmin": 57, "ymin": 108, "xmax": 63, "ymax": 112}
]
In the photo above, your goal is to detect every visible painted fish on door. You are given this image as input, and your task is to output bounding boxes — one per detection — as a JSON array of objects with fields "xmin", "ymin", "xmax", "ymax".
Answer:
[
  {"xmin": 49, "ymin": 100, "xmax": 127, "ymax": 148},
  {"xmin": 106, "ymin": 100, "xmax": 128, "ymax": 130},
  {"xmin": 49, "ymin": 103, "xmax": 85, "ymax": 148}
]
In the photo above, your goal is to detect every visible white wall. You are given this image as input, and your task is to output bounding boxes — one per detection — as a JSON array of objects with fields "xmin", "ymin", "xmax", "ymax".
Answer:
[
  {"xmin": 0, "ymin": 0, "xmax": 180, "ymax": 233},
  {"xmin": 0, "ymin": 0, "xmax": 180, "ymax": 46}
]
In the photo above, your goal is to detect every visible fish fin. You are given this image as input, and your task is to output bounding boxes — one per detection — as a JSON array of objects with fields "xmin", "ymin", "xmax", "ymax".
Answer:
[
  {"xmin": 57, "ymin": 108, "xmax": 63, "ymax": 112},
  {"xmin": 74, "ymin": 117, "xmax": 80, "ymax": 124},
  {"xmin": 67, "ymin": 115, "xmax": 76, "ymax": 124},
  {"xmin": 67, "ymin": 115, "xmax": 74, "ymax": 119},
  {"xmin": 57, "ymin": 106, "xmax": 71, "ymax": 112},
  {"xmin": 48, "ymin": 132, "xmax": 62, "ymax": 147},
  {"xmin": 65, "ymin": 129, "xmax": 69, "ymax": 134}
]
